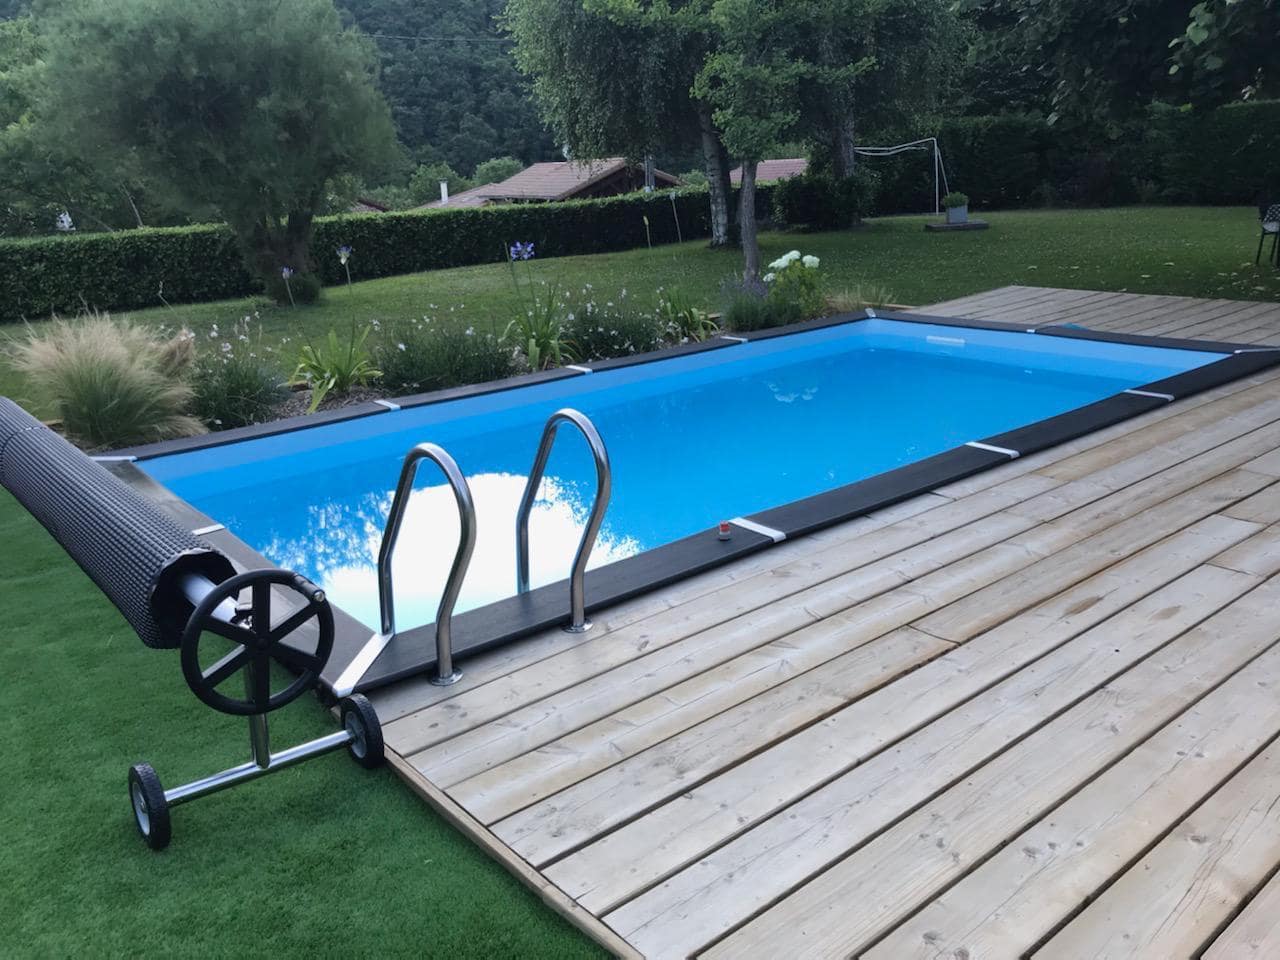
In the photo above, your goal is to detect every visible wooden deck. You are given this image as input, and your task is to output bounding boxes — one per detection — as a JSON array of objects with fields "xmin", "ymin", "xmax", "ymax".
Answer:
[{"xmin": 368, "ymin": 286, "xmax": 1280, "ymax": 959}]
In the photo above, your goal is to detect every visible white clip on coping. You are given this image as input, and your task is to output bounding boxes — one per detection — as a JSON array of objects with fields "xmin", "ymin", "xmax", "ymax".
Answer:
[{"xmin": 965, "ymin": 441, "xmax": 1021, "ymax": 459}]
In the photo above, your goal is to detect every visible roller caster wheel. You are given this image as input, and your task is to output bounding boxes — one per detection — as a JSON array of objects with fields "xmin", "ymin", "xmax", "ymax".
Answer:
[
  {"xmin": 341, "ymin": 695, "xmax": 384, "ymax": 770},
  {"xmin": 128, "ymin": 763, "xmax": 171, "ymax": 851}
]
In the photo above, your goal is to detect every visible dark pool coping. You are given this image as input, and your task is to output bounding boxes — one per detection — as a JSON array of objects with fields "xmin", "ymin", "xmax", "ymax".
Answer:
[{"xmin": 106, "ymin": 308, "xmax": 1280, "ymax": 696}]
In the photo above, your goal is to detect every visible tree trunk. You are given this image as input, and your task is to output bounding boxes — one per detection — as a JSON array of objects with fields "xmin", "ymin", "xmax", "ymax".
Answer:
[
  {"xmin": 738, "ymin": 159, "xmax": 760, "ymax": 283},
  {"xmin": 698, "ymin": 102, "xmax": 731, "ymax": 247},
  {"xmin": 832, "ymin": 115, "xmax": 857, "ymax": 180},
  {"xmin": 246, "ymin": 204, "xmax": 319, "ymax": 304}
]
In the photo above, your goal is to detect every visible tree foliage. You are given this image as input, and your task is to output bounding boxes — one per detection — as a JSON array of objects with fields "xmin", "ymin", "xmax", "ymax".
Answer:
[
  {"xmin": 955, "ymin": 0, "xmax": 1192, "ymax": 131},
  {"xmin": 336, "ymin": 0, "xmax": 558, "ymax": 173},
  {"xmin": 473, "ymin": 156, "xmax": 525, "ymax": 185},
  {"xmin": 0, "ymin": 16, "xmax": 166, "ymax": 236},
  {"xmin": 38, "ymin": 0, "xmax": 398, "ymax": 296},
  {"xmin": 505, "ymin": 0, "xmax": 701, "ymax": 160},
  {"xmin": 960, "ymin": 0, "xmax": 1279, "ymax": 125},
  {"xmin": 1169, "ymin": 0, "xmax": 1279, "ymax": 105}
]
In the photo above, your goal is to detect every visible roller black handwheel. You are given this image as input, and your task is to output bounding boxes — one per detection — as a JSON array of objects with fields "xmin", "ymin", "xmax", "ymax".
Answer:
[
  {"xmin": 180, "ymin": 569, "xmax": 334, "ymax": 717},
  {"xmin": 341, "ymin": 695, "xmax": 385, "ymax": 769},
  {"xmin": 128, "ymin": 763, "xmax": 171, "ymax": 851}
]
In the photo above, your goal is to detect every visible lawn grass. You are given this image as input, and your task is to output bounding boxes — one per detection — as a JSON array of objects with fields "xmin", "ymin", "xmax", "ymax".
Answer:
[
  {"xmin": 4, "ymin": 206, "xmax": 1279, "ymax": 412},
  {"xmin": 0, "ymin": 491, "xmax": 607, "ymax": 957}
]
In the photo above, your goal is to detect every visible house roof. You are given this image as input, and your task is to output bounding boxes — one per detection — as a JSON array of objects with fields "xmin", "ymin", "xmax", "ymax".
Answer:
[
  {"xmin": 730, "ymin": 159, "xmax": 809, "ymax": 185},
  {"xmin": 423, "ymin": 184, "xmax": 497, "ymax": 210},
  {"xmin": 349, "ymin": 197, "xmax": 389, "ymax": 213},
  {"xmin": 425, "ymin": 158, "xmax": 682, "ymax": 209}
]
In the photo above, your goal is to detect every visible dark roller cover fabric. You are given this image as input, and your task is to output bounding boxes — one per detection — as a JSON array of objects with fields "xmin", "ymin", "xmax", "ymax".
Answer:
[{"xmin": 0, "ymin": 398, "xmax": 235, "ymax": 648}]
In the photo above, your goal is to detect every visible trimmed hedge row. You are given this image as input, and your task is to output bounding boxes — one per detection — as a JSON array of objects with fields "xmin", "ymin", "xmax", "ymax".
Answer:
[
  {"xmin": 0, "ymin": 186, "xmax": 752, "ymax": 321},
  {"xmin": 869, "ymin": 100, "xmax": 1280, "ymax": 215}
]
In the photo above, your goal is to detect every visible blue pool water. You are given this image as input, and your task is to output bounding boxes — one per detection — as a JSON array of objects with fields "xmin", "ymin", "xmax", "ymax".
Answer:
[{"xmin": 142, "ymin": 319, "xmax": 1221, "ymax": 630}]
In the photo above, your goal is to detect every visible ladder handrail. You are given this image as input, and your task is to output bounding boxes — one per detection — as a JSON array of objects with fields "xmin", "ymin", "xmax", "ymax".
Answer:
[
  {"xmin": 377, "ymin": 442, "xmax": 476, "ymax": 684},
  {"xmin": 515, "ymin": 408, "xmax": 611, "ymax": 633}
]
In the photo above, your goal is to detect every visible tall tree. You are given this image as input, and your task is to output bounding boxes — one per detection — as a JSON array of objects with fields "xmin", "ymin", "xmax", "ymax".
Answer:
[
  {"xmin": 507, "ymin": 0, "xmax": 737, "ymax": 246},
  {"xmin": 40, "ymin": 0, "xmax": 398, "ymax": 299},
  {"xmin": 694, "ymin": 0, "xmax": 812, "ymax": 279},
  {"xmin": 955, "ymin": 0, "xmax": 1192, "ymax": 132},
  {"xmin": 0, "ymin": 15, "xmax": 160, "ymax": 235},
  {"xmin": 1169, "ymin": 0, "xmax": 1279, "ymax": 105}
]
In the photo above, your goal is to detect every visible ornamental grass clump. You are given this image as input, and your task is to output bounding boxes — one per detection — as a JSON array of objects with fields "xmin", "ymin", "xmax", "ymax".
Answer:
[
  {"xmin": 10, "ymin": 313, "xmax": 204, "ymax": 449},
  {"xmin": 191, "ymin": 317, "xmax": 289, "ymax": 430},
  {"xmin": 563, "ymin": 287, "xmax": 663, "ymax": 362},
  {"xmin": 377, "ymin": 317, "xmax": 517, "ymax": 394}
]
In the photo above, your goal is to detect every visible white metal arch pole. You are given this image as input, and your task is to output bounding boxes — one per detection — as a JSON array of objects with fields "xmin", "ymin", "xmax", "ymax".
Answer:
[{"xmin": 852, "ymin": 136, "xmax": 949, "ymax": 215}]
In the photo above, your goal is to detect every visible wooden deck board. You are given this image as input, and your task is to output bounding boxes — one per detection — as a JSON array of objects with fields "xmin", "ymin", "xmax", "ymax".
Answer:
[
  {"xmin": 1203, "ymin": 868, "xmax": 1280, "ymax": 957},
  {"xmin": 366, "ymin": 288, "xmax": 1280, "ymax": 958}
]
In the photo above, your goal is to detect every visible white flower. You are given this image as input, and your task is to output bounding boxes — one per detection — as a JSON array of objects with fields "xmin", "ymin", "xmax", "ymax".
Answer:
[
  {"xmin": 783, "ymin": 249, "xmax": 801, "ymax": 264},
  {"xmin": 767, "ymin": 257, "xmax": 789, "ymax": 271},
  {"xmin": 397, "ymin": 342, "xmax": 406, "ymax": 351},
  {"xmin": 763, "ymin": 272, "xmax": 777, "ymax": 283},
  {"xmin": 802, "ymin": 255, "xmax": 820, "ymax": 269}
]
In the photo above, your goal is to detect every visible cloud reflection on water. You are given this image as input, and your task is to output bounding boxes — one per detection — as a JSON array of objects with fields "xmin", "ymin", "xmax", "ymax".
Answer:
[{"xmin": 261, "ymin": 471, "xmax": 639, "ymax": 630}]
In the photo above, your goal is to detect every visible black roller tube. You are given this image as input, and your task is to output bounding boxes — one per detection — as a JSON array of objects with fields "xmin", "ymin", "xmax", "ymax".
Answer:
[{"xmin": 0, "ymin": 398, "xmax": 235, "ymax": 648}]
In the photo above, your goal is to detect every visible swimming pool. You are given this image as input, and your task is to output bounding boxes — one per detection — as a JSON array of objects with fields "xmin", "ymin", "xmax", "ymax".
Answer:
[{"xmin": 123, "ymin": 310, "xmax": 1273, "ymax": 693}]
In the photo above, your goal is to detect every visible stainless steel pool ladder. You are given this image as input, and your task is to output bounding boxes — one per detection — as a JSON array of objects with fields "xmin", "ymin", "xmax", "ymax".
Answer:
[
  {"xmin": 377, "ymin": 443, "xmax": 476, "ymax": 685},
  {"xmin": 516, "ymin": 408, "xmax": 612, "ymax": 633}
]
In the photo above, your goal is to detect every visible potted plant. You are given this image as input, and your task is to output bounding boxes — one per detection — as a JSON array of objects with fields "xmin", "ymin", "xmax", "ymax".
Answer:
[{"xmin": 943, "ymin": 191, "xmax": 969, "ymax": 225}]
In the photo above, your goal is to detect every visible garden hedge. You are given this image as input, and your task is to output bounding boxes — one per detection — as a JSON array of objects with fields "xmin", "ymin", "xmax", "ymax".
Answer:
[
  {"xmin": 5, "ymin": 99, "xmax": 1276, "ymax": 319},
  {"xmin": 0, "ymin": 186, "xmax": 771, "ymax": 321},
  {"xmin": 866, "ymin": 99, "xmax": 1280, "ymax": 216}
]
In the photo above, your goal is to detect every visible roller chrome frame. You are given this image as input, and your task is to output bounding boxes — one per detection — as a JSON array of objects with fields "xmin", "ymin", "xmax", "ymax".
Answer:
[
  {"xmin": 128, "ymin": 569, "xmax": 384, "ymax": 851},
  {"xmin": 515, "ymin": 408, "xmax": 612, "ymax": 633}
]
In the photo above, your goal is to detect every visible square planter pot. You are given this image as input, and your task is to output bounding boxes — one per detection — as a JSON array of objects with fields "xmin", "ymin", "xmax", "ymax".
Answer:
[{"xmin": 946, "ymin": 204, "xmax": 969, "ymax": 225}]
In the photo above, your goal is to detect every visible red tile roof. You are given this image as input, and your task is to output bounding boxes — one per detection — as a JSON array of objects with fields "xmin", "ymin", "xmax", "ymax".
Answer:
[
  {"xmin": 730, "ymin": 159, "xmax": 808, "ymax": 185},
  {"xmin": 425, "ymin": 159, "xmax": 682, "ymax": 209}
]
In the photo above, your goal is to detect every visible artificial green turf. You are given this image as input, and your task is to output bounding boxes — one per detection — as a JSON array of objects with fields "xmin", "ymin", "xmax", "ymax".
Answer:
[
  {"xmin": 0, "ymin": 490, "xmax": 607, "ymax": 958},
  {"xmin": 4, "ymin": 206, "xmax": 1279, "ymax": 411}
]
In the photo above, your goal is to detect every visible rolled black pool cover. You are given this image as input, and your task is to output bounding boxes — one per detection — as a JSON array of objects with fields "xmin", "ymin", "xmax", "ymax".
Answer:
[{"xmin": 0, "ymin": 398, "xmax": 235, "ymax": 648}]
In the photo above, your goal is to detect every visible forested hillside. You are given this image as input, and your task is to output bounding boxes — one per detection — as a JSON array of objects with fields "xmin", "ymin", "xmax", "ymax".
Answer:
[
  {"xmin": 335, "ymin": 0, "xmax": 556, "ymax": 172},
  {"xmin": 1, "ymin": 0, "xmax": 555, "ymax": 176}
]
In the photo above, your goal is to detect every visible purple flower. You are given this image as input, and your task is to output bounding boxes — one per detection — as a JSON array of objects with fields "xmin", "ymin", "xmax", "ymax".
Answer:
[
  {"xmin": 509, "ymin": 241, "xmax": 535, "ymax": 261},
  {"xmin": 281, "ymin": 266, "xmax": 294, "ymax": 279},
  {"xmin": 337, "ymin": 245, "xmax": 353, "ymax": 265}
]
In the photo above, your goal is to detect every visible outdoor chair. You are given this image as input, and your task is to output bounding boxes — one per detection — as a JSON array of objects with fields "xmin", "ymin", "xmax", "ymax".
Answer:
[{"xmin": 1259, "ymin": 202, "xmax": 1280, "ymax": 267}]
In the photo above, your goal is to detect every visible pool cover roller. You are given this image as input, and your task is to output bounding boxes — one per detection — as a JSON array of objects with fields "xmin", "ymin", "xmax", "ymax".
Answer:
[
  {"xmin": 0, "ymin": 397, "xmax": 234, "ymax": 648},
  {"xmin": 0, "ymin": 396, "xmax": 386, "ymax": 850}
]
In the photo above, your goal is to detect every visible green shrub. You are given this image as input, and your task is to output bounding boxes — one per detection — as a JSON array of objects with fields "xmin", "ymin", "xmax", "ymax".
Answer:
[
  {"xmin": 942, "ymin": 191, "xmax": 969, "ymax": 208},
  {"xmin": 377, "ymin": 319, "xmax": 516, "ymax": 394},
  {"xmin": 562, "ymin": 290, "xmax": 664, "ymax": 362},
  {"xmin": 8, "ymin": 313, "xmax": 204, "ymax": 449},
  {"xmin": 293, "ymin": 322, "xmax": 381, "ymax": 412},
  {"xmin": 772, "ymin": 168, "xmax": 880, "ymax": 229},
  {"xmin": 191, "ymin": 320, "xmax": 289, "ymax": 429},
  {"xmin": 763, "ymin": 250, "xmax": 825, "ymax": 325},
  {"xmin": 722, "ymin": 280, "xmax": 781, "ymax": 332},
  {"xmin": 265, "ymin": 269, "xmax": 323, "ymax": 307}
]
